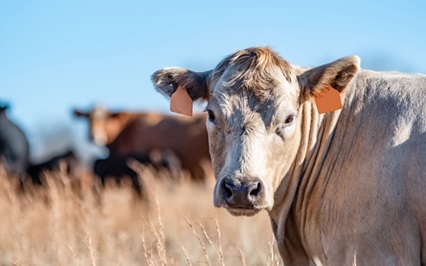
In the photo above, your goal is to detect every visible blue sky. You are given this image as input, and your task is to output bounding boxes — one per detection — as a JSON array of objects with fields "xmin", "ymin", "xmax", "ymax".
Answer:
[{"xmin": 1, "ymin": 0, "xmax": 425, "ymax": 160}]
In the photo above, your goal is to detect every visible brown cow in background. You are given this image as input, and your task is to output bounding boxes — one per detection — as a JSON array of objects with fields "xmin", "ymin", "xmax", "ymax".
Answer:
[{"xmin": 73, "ymin": 106, "xmax": 212, "ymax": 182}]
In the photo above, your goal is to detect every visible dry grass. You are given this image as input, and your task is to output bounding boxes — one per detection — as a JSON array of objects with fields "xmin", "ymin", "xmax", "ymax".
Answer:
[{"xmin": 0, "ymin": 166, "xmax": 282, "ymax": 266}]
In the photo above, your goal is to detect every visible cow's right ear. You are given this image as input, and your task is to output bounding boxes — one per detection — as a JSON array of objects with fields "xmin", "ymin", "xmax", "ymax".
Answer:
[
  {"xmin": 151, "ymin": 67, "xmax": 212, "ymax": 102},
  {"xmin": 72, "ymin": 109, "xmax": 87, "ymax": 118}
]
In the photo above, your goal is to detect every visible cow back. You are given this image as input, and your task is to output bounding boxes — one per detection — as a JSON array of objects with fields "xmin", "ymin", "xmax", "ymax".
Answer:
[{"xmin": 0, "ymin": 112, "xmax": 30, "ymax": 175}]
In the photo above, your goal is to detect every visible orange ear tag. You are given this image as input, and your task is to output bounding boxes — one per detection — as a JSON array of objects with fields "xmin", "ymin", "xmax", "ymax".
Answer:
[
  {"xmin": 170, "ymin": 85, "xmax": 193, "ymax": 116},
  {"xmin": 315, "ymin": 88, "xmax": 343, "ymax": 114}
]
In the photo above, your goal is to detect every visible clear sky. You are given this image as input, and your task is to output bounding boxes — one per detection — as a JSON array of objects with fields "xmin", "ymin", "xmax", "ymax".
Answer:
[{"xmin": 1, "ymin": 0, "xmax": 425, "ymax": 161}]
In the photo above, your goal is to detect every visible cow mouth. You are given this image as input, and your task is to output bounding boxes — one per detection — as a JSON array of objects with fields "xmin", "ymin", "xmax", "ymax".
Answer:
[
  {"xmin": 224, "ymin": 206, "xmax": 262, "ymax": 217},
  {"xmin": 226, "ymin": 208, "xmax": 260, "ymax": 216},
  {"xmin": 214, "ymin": 196, "xmax": 266, "ymax": 216}
]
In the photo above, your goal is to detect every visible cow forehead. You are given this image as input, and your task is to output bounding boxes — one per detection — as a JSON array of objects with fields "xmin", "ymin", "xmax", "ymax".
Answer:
[
  {"xmin": 209, "ymin": 47, "xmax": 294, "ymax": 98},
  {"xmin": 207, "ymin": 47, "xmax": 299, "ymax": 121},
  {"xmin": 209, "ymin": 88, "xmax": 295, "ymax": 129},
  {"xmin": 89, "ymin": 106, "xmax": 109, "ymax": 120}
]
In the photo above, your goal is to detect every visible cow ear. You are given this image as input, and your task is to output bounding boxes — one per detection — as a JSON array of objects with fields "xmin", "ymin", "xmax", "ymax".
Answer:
[
  {"xmin": 151, "ymin": 67, "xmax": 212, "ymax": 102},
  {"xmin": 109, "ymin": 112, "xmax": 121, "ymax": 118},
  {"xmin": 109, "ymin": 112, "xmax": 130, "ymax": 121},
  {"xmin": 72, "ymin": 109, "xmax": 87, "ymax": 118},
  {"xmin": 298, "ymin": 56, "xmax": 360, "ymax": 99}
]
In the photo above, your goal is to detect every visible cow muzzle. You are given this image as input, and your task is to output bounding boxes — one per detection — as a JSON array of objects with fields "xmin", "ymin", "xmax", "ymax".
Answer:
[
  {"xmin": 90, "ymin": 131, "xmax": 107, "ymax": 146},
  {"xmin": 214, "ymin": 177, "xmax": 265, "ymax": 216}
]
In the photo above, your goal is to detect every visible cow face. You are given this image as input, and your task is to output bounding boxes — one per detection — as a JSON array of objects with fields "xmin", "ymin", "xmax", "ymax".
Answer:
[
  {"xmin": 73, "ymin": 106, "xmax": 127, "ymax": 146},
  {"xmin": 152, "ymin": 47, "xmax": 359, "ymax": 216}
]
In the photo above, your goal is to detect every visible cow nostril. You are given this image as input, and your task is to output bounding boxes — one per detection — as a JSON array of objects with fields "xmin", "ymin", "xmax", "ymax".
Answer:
[
  {"xmin": 249, "ymin": 182, "xmax": 262, "ymax": 197},
  {"xmin": 223, "ymin": 179, "xmax": 262, "ymax": 200},
  {"xmin": 223, "ymin": 180, "xmax": 233, "ymax": 199}
]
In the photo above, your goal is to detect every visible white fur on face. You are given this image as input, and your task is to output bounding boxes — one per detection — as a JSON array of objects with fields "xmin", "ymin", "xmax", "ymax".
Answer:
[
  {"xmin": 205, "ymin": 52, "xmax": 302, "ymax": 214},
  {"xmin": 91, "ymin": 126, "xmax": 108, "ymax": 146},
  {"xmin": 209, "ymin": 83, "xmax": 299, "ymax": 212},
  {"xmin": 88, "ymin": 106, "xmax": 109, "ymax": 146}
]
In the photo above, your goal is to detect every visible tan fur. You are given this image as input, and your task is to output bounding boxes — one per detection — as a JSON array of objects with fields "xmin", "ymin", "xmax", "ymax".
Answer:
[
  {"xmin": 210, "ymin": 47, "xmax": 294, "ymax": 100},
  {"xmin": 152, "ymin": 47, "xmax": 426, "ymax": 265}
]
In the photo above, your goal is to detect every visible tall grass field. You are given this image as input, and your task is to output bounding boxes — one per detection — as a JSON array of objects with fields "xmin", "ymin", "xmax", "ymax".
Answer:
[{"xmin": 0, "ymin": 165, "xmax": 282, "ymax": 265}]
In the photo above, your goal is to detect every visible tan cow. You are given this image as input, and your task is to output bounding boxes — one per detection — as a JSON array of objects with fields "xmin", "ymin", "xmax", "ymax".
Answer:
[
  {"xmin": 152, "ymin": 47, "xmax": 426, "ymax": 265},
  {"xmin": 73, "ymin": 106, "xmax": 212, "ymax": 181}
]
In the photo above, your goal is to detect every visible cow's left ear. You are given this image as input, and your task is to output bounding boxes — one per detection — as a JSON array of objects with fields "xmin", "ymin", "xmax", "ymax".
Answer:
[
  {"xmin": 151, "ymin": 67, "xmax": 212, "ymax": 102},
  {"xmin": 297, "ymin": 56, "xmax": 360, "ymax": 99}
]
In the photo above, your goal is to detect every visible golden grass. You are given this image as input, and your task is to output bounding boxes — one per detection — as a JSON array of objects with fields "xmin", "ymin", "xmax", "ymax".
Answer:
[{"xmin": 0, "ymin": 167, "xmax": 282, "ymax": 266}]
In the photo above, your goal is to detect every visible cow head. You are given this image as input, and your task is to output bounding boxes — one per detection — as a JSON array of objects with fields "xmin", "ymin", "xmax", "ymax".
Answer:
[
  {"xmin": 72, "ymin": 106, "xmax": 130, "ymax": 146},
  {"xmin": 152, "ymin": 47, "xmax": 359, "ymax": 216},
  {"xmin": 0, "ymin": 102, "xmax": 10, "ymax": 115}
]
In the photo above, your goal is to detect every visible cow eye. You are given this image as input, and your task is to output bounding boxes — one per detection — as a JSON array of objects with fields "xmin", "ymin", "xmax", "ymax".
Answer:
[
  {"xmin": 275, "ymin": 115, "xmax": 296, "ymax": 136},
  {"xmin": 207, "ymin": 110, "xmax": 215, "ymax": 122},
  {"xmin": 284, "ymin": 115, "xmax": 295, "ymax": 125}
]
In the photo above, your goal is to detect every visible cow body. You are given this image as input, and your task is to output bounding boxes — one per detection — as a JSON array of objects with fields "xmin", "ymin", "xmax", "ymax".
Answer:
[
  {"xmin": 73, "ymin": 107, "xmax": 211, "ymax": 182},
  {"xmin": 107, "ymin": 112, "xmax": 210, "ymax": 181},
  {"xmin": 93, "ymin": 150, "xmax": 181, "ymax": 193},
  {"xmin": 152, "ymin": 47, "xmax": 426, "ymax": 265},
  {"xmin": 93, "ymin": 155, "xmax": 142, "ymax": 193},
  {"xmin": 27, "ymin": 149, "xmax": 79, "ymax": 185},
  {"xmin": 0, "ymin": 104, "xmax": 30, "ymax": 181}
]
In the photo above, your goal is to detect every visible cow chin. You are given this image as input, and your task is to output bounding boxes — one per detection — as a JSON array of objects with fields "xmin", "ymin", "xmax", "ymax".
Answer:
[
  {"xmin": 226, "ymin": 207, "xmax": 262, "ymax": 217},
  {"xmin": 214, "ymin": 196, "xmax": 271, "ymax": 216},
  {"xmin": 92, "ymin": 135, "xmax": 107, "ymax": 146}
]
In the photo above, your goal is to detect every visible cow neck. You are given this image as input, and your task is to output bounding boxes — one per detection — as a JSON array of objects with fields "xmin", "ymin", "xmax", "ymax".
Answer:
[
  {"xmin": 104, "ymin": 112, "xmax": 135, "ymax": 152},
  {"xmin": 268, "ymin": 98, "xmax": 343, "ymax": 256}
]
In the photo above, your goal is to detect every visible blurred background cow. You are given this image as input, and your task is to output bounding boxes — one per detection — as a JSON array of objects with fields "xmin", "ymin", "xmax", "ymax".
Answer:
[
  {"xmin": 26, "ymin": 148, "xmax": 79, "ymax": 186},
  {"xmin": 0, "ymin": 101, "xmax": 84, "ymax": 193},
  {"xmin": 0, "ymin": 100, "xmax": 212, "ymax": 201},
  {"xmin": 0, "ymin": 103, "xmax": 30, "ymax": 188},
  {"xmin": 72, "ymin": 105, "xmax": 212, "ymax": 198}
]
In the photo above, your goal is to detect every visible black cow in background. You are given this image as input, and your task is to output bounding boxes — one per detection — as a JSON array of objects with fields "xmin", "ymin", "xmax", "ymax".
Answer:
[
  {"xmin": 93, "ymin": 156, "xmax": 142, "ymax": 194},
  {"xmin": 0, "ymin": 103, "xmax": 30, "ymax": 185},
  {"xmin": 27, "ymin": 148, "xmax": 79, "ymax": 186},
  {"xmin": 92, "ymin": 149, "xmax": 181, "ymax": 200}
]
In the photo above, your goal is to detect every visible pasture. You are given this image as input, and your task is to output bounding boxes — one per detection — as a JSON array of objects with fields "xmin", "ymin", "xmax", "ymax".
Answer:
[{"xmin": 0, "ymin": 165, "xmax": 282, "ymax": 266}]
